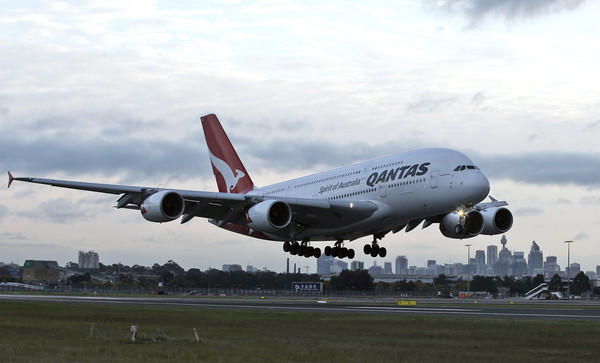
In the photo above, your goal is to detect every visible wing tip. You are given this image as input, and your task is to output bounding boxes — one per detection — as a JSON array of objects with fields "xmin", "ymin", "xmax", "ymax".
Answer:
[{"xmin": 7, "ymin": 171, "xmax": 14, "ymax": 188}]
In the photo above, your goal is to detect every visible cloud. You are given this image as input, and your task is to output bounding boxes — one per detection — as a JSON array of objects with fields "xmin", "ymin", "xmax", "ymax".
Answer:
[
  {"xmin": 406, "ymin": 93, "xmax": 458, "ymax": 113},
  {"xmin": 18, "ymin": 198, "xmax": 94, "ymax": 224},
  {"xmin": 477, "ymin": 152, "xmax": 600, "ymax": 187},
  {"xmin": 515, "ymin": 207, "xmax": 543, "ymax": 217},
  {"xmin": 424, "ymin": 0, "xmax": 586, "ymax": 26},
  {"xmin": 0, "ymin": 232, "xmax": 26, "ymax": 240},
  {"xmin": 0, "ymin": 205, "xmax": 8, "ymax": 221}
]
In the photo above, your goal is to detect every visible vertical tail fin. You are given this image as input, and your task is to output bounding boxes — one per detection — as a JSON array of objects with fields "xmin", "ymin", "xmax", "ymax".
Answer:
[{"xmin": 201, "ymin": 114, "xmax": 255, "ymax": 194}]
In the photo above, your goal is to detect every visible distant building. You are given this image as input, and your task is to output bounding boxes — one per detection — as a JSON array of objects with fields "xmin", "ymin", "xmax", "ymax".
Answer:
[
  {"xmin": 383, "ymin": 262, "xmax": 393, "ymax": 274},
  {"xmin": 350, "ymin": 261, "xmax": 364, "ymax": 271},
  {"xmin": 246, "ymin": 265, "xmax": 258, "ymax": 273},
  {"xmin": 475, "ymin": 250, "xmax": 486, "ymax": 275},
  {"xmin": 368, "ymin": 262, "xmax": 384, "ymax": 275},
  {"xmin": 317, "ymin": 255, "xmax": 334, "ymax": 275},
  {"xmin": 427, "ymin": 260, "xmax": 436, "ymax": 267},
  {"xmin": 222, "ymin": 264, "xmax": 242, "ymax": 272},
  {"xmin": 527, "ymin": 241, "xmax": 543, "ymax": 276},
  {"xmin": 78, "ymin": 251, "xmax": 99, "ymax": 270},
  {"xmin": 395, "ymin": 256, "xmax": 408, "ymax": 275},
  {"xmin": 597, "ymin": 265, "xmax": 600, "ymax": 276},
  {"xmin": 544, "ymin": 256, "xmax": 560, "ymax": 277},
  {"xmin": 22, "ymin": 260, "xmax": 59, "ymax": 286},
  {"xmin": 486, "ymin": 245, "xmax": 498, "ymax": 275}
]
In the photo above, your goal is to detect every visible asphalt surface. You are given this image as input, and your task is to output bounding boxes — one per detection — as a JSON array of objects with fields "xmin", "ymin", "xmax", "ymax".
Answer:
[{"xmin": 2, "ymin": 293, "xmax": 600, "ymax": 320}]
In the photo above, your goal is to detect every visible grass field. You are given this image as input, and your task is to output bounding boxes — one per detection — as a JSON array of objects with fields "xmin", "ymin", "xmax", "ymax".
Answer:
[{"xmin": 1, "ymin": 298, "xmax": 600, "ymax": 362}]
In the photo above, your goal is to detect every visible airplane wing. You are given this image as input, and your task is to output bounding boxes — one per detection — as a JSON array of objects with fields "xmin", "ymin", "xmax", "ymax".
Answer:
[
  {"xmin": 8, "ymin": 172, "xmax": 378, "ymax": 229},
  {"xmin": 473, "ymin": 196, "xmax": 508, "ymax": 211}
]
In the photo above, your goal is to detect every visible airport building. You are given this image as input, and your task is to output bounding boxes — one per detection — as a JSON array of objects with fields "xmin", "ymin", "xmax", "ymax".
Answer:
[
  {"xmin": 22, "ymin": 260, "xmax": 60, "ymax": 286},
  {"xmin": 78, "ymin": 251, "xmax": 99, "ymax": 270}
]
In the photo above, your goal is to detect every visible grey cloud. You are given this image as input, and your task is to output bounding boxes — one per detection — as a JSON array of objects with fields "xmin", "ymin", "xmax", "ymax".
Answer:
[
  {"xmin": 18, "ymin": 198, "xmax": 94, "ymax": 224},
  {"xmin": 476, "ymin": 152, "xmax": 600, "ymax": 186},
  {"xmin": 583, "ymin": 120, "xmax": 600, "ymax": 132},
  {"xmin": 406, "ymin": 93, "xmax": 458, "ymax": 113},
  {"xmin": 425, "ymin": 0, "xmax": 586, "ymax": 25},
  {"xmin": 0, "ymin": 205, "xmax": 8, "ymax": 221},
  {"xmin": 0, "ymin": 232, "xmax": 26, "ymax": 240},
  {"xmin": 515, "ymin": 207, "xmax": 543, "ymax": 217},
  {"xmin": 573, "ymin": 232, "xmax": 588, "ymax": 240}
]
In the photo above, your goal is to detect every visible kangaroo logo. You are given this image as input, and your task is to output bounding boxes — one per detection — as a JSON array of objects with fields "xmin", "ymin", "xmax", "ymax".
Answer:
[{"xmin": 209, "ymin": 150, "xmax": 245, "ymax": 193}]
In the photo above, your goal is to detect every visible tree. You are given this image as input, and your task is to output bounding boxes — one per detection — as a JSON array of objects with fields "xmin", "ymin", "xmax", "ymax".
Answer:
[
  {"xmin": 549, "ymin": 274, "xmax": 562, "ymax": 292},
  {"xmin": 329, "ymin": 270, "xmax": 374, "ymax": 291},
  {"xmin": 532, "ymin": 274, "xmax": 545, "ymax": 287},
  {"xmin": 433, "ymin": 274, "xmax": 450, "ymax": 286},
  {"xmin": 572, "ymin": 271, "xmax": 591, "ymax": 295},
  {"xmin": 470, "ymin": 276, "xmax": 497, "ymax": 293}
]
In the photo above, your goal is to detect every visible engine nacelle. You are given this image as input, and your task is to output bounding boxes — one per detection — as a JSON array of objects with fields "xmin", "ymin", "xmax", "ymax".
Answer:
[
  {"xmin": 440, "ymin": 210, "xmax": 484, "ymax": 239},
  {"xmin": 246, "ymin": 200, "xmax": 292, "ymax": 233},
  {"xmin": 141, "ymin": 191, "xmax": 185, "ymax": 222},
  {"xmin": 480, "ymin": 207, "xmax": 513, "ymax": 235}
]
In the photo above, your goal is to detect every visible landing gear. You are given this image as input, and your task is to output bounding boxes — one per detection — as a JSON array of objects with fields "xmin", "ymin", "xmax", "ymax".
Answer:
[
  {"xmin": 324, "ymin": 240, "xmax": 355, "ymax": 259},
  {"xmin": 363, "ymin": 235, "xmax": 387, "ymax": 258},
  {"xmin": 283, "ymin": 240, "xmax": 321, "ymax": 258}
]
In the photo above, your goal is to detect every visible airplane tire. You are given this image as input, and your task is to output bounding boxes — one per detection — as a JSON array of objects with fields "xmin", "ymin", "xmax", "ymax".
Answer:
[
  {"xmin": 314, "ymin": 248, "xmax": 322, "ymax": 258},
  {"xmin": 379, "ymin": 247, "xmax": 387, "ymax": 258},
  {"xmin": 324, "ymin": 246, "xmax": 331, "ymax": 256},
  {"xmin": 305, "ymin": 246, "xmax": 314, "ymax": 258},
  {"xmin": 339, "ymin": 248, "xmax": 347, "ymax": 259},
  {"xmin": 331, "ymin": 247, "xmax": 338, "ymax": 257},
  {"xmin": 283, "ymin": 241, "xmax": 291, "ymax": 252},
  {"xmin": 347, "ymin": 249, "xmax": 355, "ymax": 259},
  {"xmin": 370, "ymin": 249, "xmax": 378, "ymax": 258},
  {"xmin": 364, "ymin": 244, "xmax": 371, "ymax": 254}
]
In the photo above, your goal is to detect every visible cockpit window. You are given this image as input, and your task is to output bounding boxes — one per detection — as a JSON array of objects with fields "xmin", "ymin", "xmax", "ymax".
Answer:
[{"xmin": 454, "ymin": 165, "xmax": 480, "ymax": 172}]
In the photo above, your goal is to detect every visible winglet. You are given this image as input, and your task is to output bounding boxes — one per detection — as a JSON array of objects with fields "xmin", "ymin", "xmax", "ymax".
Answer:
[{"xmin": 8, "ymin": 171, "xmax": 14, "ymax": 188}]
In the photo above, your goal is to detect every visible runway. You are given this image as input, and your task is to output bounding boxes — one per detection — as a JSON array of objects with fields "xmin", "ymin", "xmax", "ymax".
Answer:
[{"xmin": 2, "ymin": 293, "xmax": 600, "ymax": 321}]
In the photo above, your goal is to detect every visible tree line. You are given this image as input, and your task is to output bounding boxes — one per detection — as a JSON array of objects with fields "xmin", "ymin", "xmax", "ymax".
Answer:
[{"xmin": 61, "ymin": 260, "xmax": 597, "ymax": 296}]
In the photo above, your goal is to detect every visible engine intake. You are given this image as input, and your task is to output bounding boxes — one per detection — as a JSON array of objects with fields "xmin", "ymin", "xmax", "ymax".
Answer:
[
  {"xmin": 246, "ymin": 200, "xmax": 292, "ymax": 233},
  {"xmin": 481, "ymin": 207, "xmax": 513, "ymax": 235},
  {"xmin": 141, "ymin": 191, "xmax": 185, "ymax": 222},
  {"xmin": 440, "ymin": 210, "xmax": 484, "ymax": 239}
]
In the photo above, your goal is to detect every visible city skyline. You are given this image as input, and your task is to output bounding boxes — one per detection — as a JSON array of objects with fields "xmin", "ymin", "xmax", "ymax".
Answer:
[{"xmin": 2, "ymin": 1, "xmax": 599, "ymax": 272}]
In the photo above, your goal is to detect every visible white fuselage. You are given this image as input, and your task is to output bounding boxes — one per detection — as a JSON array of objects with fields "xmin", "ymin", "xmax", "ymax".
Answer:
[{"xmin": 247, "ymin": 148, "xmax": 490, "ymax": 241}]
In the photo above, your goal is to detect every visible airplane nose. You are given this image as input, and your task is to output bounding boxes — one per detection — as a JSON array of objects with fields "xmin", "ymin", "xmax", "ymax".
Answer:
[{"xmin": 460, "ymin": 172, "xmax": 490, "ymax": 202}]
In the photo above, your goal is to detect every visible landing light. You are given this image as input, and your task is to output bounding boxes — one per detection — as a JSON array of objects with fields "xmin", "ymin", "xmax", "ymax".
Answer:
[{"xmin": 350, "ymin": 202, "xmax": 354, "ymax": 208}]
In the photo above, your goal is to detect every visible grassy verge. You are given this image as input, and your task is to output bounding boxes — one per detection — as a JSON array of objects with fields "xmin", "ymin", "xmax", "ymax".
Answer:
[{"xmin": 1, "ymin": 300, "xmax": 599, "ymax": 362}]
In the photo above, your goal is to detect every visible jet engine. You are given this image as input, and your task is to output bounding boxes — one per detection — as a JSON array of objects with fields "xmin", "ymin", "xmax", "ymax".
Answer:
[
  {"xmin": 440, "ymin": 210, "xmax": 484, "ymax": 239},
  {"xmin": 141, "ymin": 191, "xmax": 185, "ymax": 222},
  {"xmin": 480, "ymin": 207, "xmax": 513, "ymax": 235},
  {"xmin": 246, "ymin": 200, "xmax": 292, "ymax": 233}
]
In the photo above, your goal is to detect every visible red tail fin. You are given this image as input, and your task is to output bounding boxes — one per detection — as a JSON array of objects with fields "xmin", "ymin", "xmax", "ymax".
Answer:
[{"xmin": 201, "ymin": 114, "xmax": 255, "ymax": 194}]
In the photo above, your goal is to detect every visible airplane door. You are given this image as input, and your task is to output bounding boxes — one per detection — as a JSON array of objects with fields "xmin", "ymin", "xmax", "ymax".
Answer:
[
  {"xmin": 379, "ymin": 184, "xmax": 386, "ymax": 198},
  {"xmin": 430, "ymin": 170, "xmax": 439, "ymax": 189},
  {"xmin": 361, "ymin": 162, "xmax": 373, "ymax": 180}
]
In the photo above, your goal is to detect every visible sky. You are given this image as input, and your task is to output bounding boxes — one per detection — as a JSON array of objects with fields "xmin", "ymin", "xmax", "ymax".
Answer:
[{"xmin": 1, "ymin": 0, "xmax": 599, "ymax": 274}]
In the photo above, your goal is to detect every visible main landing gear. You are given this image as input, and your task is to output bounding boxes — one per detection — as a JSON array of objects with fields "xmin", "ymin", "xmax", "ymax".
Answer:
[
  {"xmin": 324, "ymin": 240, "xmax": 355, "ymax": 259},
  {"xmin": 283, "ymin": 240, "xmax": 321, "ymax": 258},
  {"xmin": 364, "ymin": 236, "xmax": 387, "ymax": 258}
]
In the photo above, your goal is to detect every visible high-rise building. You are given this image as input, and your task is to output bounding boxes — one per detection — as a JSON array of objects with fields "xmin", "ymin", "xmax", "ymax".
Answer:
[
  {"xmin": 384, "ymin": 262, "xmax": 393, "ymax": 274},
  {"xmin": 487, "ymin": 245, "xmax": 498, "ymax": 275},
  {"xmin": 527, "ymin": 241, "xmax": 543, "ymax": 276},
  {"xmin": 596, "ymin": 265, "xmax": 600, "ymax": 276},
  {"xmin": 351, "ymin": 261, "xmax": 364, "ymax": 271},
  {"xmin": 317, "ymin": 255, "xmax": 335, "ymax": 275},
  {"xmin": 475, "ymin": 250, "xmax": 486, "ymax": 275},
  {"xmin": 427, "ymin": 260, "xmax": 437, "ymax": 267},
  {"xmin": 395, "ymin": 256, "xmax": 408, "ymax": 275},
  {"xmin": 544, "ymin": 256, "xmax": 560, "ymax": 277}
]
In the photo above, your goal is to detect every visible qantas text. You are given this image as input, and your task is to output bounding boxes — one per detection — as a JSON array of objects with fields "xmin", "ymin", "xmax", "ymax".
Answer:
[{"xmin": 366, "ymin": 162, "xmax": 431, "ymax": 187}]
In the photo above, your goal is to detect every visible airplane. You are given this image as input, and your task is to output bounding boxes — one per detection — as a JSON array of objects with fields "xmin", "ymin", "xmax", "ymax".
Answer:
[{"xmin": 7, "ymin": 113, "xmax": 512, "ymax": 259}]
